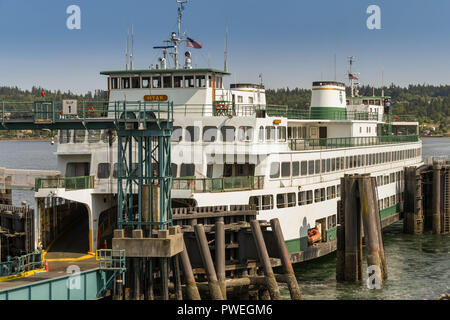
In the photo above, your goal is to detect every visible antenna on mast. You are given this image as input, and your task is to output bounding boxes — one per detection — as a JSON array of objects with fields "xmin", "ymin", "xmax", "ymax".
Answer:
[
  {"xmin": 224, "ymin": 26, "xmax": 229, "ymax": 72},
  {"xmin": 381, "ymin": 66, "xmax": 385, "ymax": 97},
  {"xmin": 334, "ymin": 54, "xmax": 336, "ymax": 81},
  {"xmin": 347, "ymin": 56, "xmax": 359, "ymax": 97},
  {"xmin": 130, "ymin": 25, "xmax": 135, "ymax": 70},
  {"xmin": 126, "ymin": 28, "xmax": 130, "ymax": 70}
]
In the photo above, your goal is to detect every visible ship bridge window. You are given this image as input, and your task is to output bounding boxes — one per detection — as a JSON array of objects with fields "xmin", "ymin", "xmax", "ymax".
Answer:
[
  {"xmin": 262, "ymin": 195, "xmax": 274, "ymax": 210},
  {"xmin": 172, "ymin": 126, "xmax": 182, "ymax": 142},
  {"xmin": 174, "ymin": 76, "xmax": 183, "ymax": 88},
  {"xmin": 88, "ymin": 130, "xmax": 101, "ymax": 143},
  {"xmin": 221, "ymin": 126, "xmax": 235, "ymax": 142},
  {"xmin": 97, "ymin": 163, "xmax": 111, "ymax": 179},
  {"xmin": 152, "ymin": 76, "xmax": 162, "ymax": 88},
  {"xmin": 185, "ymin": 126, "xmax": 200, "ymax": 142},
  {"xmin": 248, "ymin": 97, "xmax": 254, "ymax": 104},
  {"xmin": 314, "ymin": 188, "xmax": 325, "ymax": 202},
  {"xmin": 112, "ymin": 163, "xmax": 126, "ymax": 179},
  {"xmin": 196, "ymin": 75, "xmax": 206, "ymax": 88},
  {"xmin": 184, "ymin": 76, "xmax": 194, "ymax": 88},
  {"xmin": 132, "ymin": 77, "xmax": 141, "ymax": 89},
  {"xmin": 270, "ymin": 162, "xmax": 280, "ymax": 179},
  {"xmin": 203, "ymin": 126, "xmax": 218, "ymax": 142},
  {"xmin": 237, "ymin": 96, "xmax": 243, "ymax": 103},
  {"xmin": 180, "ymin": 164, "xmax": 195, "ymax": 177},
  {"xmin": 111, "ymin": 78, "xmax": 119, "ymax": 89},
  {"xmin": 216, "ymin": 77, "xmax": 222, "ymax": 89},
  {"xmin": 142, "ymin": 77, "xmax": 151, "ymax": 88},
  {"xmin": 121, "ymin": 77, "xmax": 130, "ymax": 89},
  {"xmin": 238, "ymin": 126, "xmax": 254, "ymax": 142},
  {"xmin": 163, "ymin": 76, "xmax": 172, "ymax": 88}
]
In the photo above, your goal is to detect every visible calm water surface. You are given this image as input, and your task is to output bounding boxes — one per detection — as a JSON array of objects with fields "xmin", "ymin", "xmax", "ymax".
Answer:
[{"xmin": 0, "ymin": 138, "xmax": 449, "ymax": 299}]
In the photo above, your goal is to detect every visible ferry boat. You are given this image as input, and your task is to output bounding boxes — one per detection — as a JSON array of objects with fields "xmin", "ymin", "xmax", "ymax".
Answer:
[{"xmin": 34, "ymin": 1, "xmax": 422, "ymax": 259}]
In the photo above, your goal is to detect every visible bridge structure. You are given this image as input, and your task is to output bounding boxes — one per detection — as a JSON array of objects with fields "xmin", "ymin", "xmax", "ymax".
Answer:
[{"xmin": 0, "ymin": 100, "xmax": 174, "ymax": 300}]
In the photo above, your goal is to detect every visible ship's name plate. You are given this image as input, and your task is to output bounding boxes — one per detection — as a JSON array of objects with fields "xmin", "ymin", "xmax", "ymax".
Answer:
[{"xmin": 144, "ymin": 95, "xmax": 168, "ymax": 102}]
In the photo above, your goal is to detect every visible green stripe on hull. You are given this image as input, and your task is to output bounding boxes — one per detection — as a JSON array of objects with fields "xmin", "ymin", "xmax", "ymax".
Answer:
[{"xmin": 380, "ymin": 204, "xmax": 400, "ymax": 220}]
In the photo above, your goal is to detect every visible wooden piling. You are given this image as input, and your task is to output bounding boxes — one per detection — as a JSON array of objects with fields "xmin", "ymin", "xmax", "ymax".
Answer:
[
  {"xmin": 343, "ymin": 175, "xmax": 362, "ymax": 282},
  {"xmin": 161, "ymin": 258, "xmax": 169, "ymax": 300},
  {"xmin": 172, "ymin": 255, "xmax": 183, "ymax": 300},
  {"xmin": 270, "ymin": 218, "xmax": 302, "ymax": 300},
  {"xmin": 432, "ymin": 164, "xmax": 442, "ymax": 234},
  {"xmin": 370, "ymin": 177, "xmax": 387, "ymax": 280},
  {"xmin": 336, "ymin": 178, "xmax": 346, "ymax": 281},
  {"xmin": 194, "ymin": 224, "xmax": 224, "ymax": 300},
  {"xmin": 215, "ymin": 217, "xmax": 227, "ymax": 299},
  {"xmin": 250, "ymin": 220, "xmax": 281, "ymax": 300},
  {"xmin": 179, "ymin": 238, "xmax": 201, "ymax": 300},
  {"xmin": 359, "ymin": 176, "xmax": 383, "ymax": 285}
]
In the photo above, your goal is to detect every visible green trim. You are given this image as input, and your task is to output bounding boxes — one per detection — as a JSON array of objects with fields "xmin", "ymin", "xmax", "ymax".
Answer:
[
  {"xmin": 380, "ymin": 203, "xmax": 400, "ymax": 220},
  {"xmin": 100, "ymin": 68, "xmax": 231, "ymax": 76},
  {"xmin": 310, "ymin": 107, "xmax": 347, "ymax": 120}
]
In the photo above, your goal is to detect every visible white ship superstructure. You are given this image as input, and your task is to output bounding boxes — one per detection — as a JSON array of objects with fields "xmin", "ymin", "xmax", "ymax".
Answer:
[{"xmin": 34, "ymin": 1, "xmax": 422, "ymax": 256}]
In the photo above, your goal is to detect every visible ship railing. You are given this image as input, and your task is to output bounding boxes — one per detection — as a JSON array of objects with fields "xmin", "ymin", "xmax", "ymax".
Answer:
[
  {"xmin": 289, "ymin": 135, "xmax": 420, "ymax": 151},
  {"xmin": 0, "ymin": 251, "xmax": 43, "ymax": 278},
  {"xmin": 172, "ymin": 175, "xmax": 264, "ymax": 193},
  {"xmin": 387, "ymin": 114, "xmax": 419, "ymax": 123},
  {"xmin": 0, "ymin": 100, "xmax": 174, "ymax": 124},
  {"xmin": 35, "ymin": 175, "xmax": 95, "ymax": 192}
]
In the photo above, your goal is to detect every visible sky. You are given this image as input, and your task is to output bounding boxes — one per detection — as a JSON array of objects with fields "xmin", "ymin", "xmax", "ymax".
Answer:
[{"xmin": 1, "ymin": 0, "xmax": 450, "ymax": 94}]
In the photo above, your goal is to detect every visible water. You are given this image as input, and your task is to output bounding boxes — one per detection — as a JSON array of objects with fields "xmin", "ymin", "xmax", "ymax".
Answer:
[
  {"xmin": 0, "ymin": 140, "xmax": 57, "ymax": 207},
  {"xmin": 0, "ymin": 138, "xmax": 449, "ymax": 299}
]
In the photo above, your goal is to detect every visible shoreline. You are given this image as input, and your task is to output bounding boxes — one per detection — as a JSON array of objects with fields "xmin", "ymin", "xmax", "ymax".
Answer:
[{"xmin": 0, "ymin": 138, "xmax": 53, "ymax": 141}]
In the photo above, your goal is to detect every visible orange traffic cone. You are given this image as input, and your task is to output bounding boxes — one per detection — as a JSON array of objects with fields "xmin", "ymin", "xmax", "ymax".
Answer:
[{"xmin": 44, "ymin": 261, "xmax": 49, "ymax": 272}]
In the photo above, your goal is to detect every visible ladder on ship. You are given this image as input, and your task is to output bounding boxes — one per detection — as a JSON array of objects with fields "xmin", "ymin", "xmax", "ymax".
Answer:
[{"xmin": 443, "ymin": 168, "xmax": 450, "ymax": 234}]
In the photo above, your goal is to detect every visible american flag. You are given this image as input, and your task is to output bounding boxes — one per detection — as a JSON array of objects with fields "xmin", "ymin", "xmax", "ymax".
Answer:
[
  {"xmin": 186, "ymin": 37, "xmax": 203, "ymax": 49},
  {"xmin": 348, "ymin": 73, "xmax": 359, "ymax": 80}
]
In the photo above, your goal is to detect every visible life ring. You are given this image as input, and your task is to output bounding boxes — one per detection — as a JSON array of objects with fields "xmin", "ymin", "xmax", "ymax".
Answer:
[
  {"xmin": 216, "ymin": 103, "xmax": 227, "ymax": 114},
  {"xmin": 394, "ymin": 115, "xmax": 399, "ymax": 121},
  {"xmin": 85, "ymin": 106, "xmax": 95, "ymax": 116},
  {"xmin": 307, "ymin": 228, "xmax": 321, "ymax": 245}
]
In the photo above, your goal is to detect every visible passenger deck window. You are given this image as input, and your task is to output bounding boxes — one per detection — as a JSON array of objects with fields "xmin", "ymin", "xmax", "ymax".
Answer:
[
  {"xmin": 262, "ymin": 195, "xmax": 273, "ymax": 210},
  {"xmin": 281, "ymin": 162, "xmax": 291, "ymax": 177},
  {"xmin": 301, "ymin": 161, "xmax": 307, "ymax": 176},
  {"xmin": 185, "ymin": 126, "xmax": 200, "ymax": 142},
  {"xmin": 258, "ymin": 126, "xmax": 264, "ymax": 142},
  {"xmin": 97, "ymin": 163, "xmax": 111, "ymax": 179},
  {"xmin": 238, "ymin": 126, "xmax": 254, "ymax": 142},
  {"xmin": 308, "ymin": 160, "xmax": 315, "ymax": 175},
  {"xmin": 270, "ymin": 162, "xmax": 280, "ymax": 178},
  {"xmin": 266, "ymin": 126, "xmax": 275, "ymax": 141},
  {"xmin": 171, "ymin": 163, "xmax": 178, "ymax": 177},
  {"xmin": 203, "ymin": 126, "xmax": 218, "ymax": 142},
  {"xmin": 172, "ymin": 126, "xmax": 182, "ymax": 142},
  {"xmin": 292, "ymin": 161, "xmax": 300, "ymax": 177},
  {"xmin": 221, "ymin": 126, "xmax": 236, "ymax": 142},
  {"xmin": 180, "ymin": 164, "xmax": 195, "ymax": 177}
]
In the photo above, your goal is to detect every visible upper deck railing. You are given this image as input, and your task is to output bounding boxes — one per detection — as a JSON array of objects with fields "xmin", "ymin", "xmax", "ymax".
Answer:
[
  {"xmin": 0, "ymin": 101, "xmax": 174, "ymax": 126},
  {"xmin": 289, "ymin": 135, "xmax": 420, "ymax": 151}
]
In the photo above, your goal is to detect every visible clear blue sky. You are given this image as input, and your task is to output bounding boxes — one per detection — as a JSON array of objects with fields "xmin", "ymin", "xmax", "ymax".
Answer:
[{"xmin": 1, "ymin": 0, "xmax": 450, "ymax": 93}]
